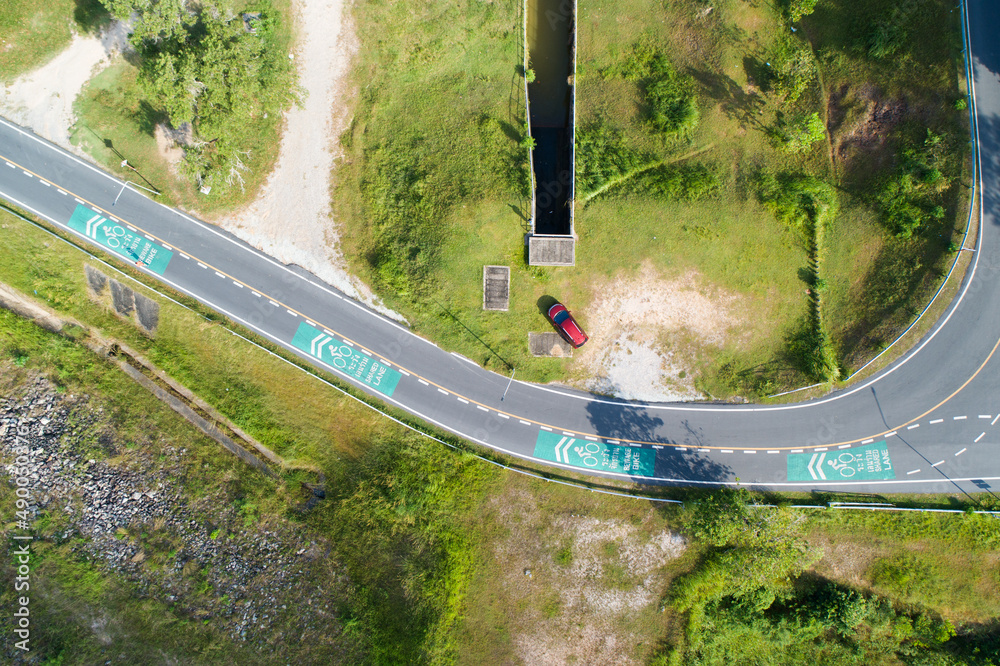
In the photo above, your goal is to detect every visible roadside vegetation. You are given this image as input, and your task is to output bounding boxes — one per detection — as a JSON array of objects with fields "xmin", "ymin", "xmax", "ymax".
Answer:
[
  {"xmin": 1, "ymin": 203, "xmax": 999, "ymax": 663},
  {"xmin": 333, "ymin": 0, "xmax": 553, "ymax": 377},
  {"xmin": 70, "ymin": 0, "xmax": 297, "ymax": 212}
]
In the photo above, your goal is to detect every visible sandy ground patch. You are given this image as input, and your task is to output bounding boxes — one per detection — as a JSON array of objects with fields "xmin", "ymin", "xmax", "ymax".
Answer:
[
  {"xmin": 209, "ymin": 0, "xmax": 397, "ymax": 317},
  {"xmin": 572, "ymin": 265, "xmax": 747, "ymax": 402},
  {"xmin": 489, "ymin": 491, "xmax": 685, "ymax": 665},
  {"xmin": 0, "ymin": 22, "xmax": 129, "ymax": 149}
]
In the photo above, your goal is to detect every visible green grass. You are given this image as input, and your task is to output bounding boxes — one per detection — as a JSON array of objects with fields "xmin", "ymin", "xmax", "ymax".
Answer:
[{"xmin": 0, "ymin": 0, "xmax": 109, "ymax": 82}]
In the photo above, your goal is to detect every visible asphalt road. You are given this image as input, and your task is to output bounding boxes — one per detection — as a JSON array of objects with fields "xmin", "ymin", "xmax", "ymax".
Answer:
[{"xmin": 1, "ymin": 1, "xmax": 998, "ymax": 494}]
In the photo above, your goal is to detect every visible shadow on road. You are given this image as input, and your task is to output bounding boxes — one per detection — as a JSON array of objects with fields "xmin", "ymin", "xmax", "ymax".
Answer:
[{"xmin": 586, "ymin": 401, "xmax": 733, "ymax": 483}]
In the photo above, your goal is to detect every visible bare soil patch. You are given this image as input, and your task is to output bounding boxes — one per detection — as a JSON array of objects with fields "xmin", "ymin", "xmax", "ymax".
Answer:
[
  {"xmin": 487, "ymin": 489, "xmax": 685, "ymax": 665},
  {"xmin": 571, "ymin": 265, "xmax": 748, "ymax": 401},
  {"xmin": 0, "ymin": 22, "xmax": 129, "ymax": 150},
  {"xmin": 828, "ymin": 84, "xmax": 907, "ymax": 180}
]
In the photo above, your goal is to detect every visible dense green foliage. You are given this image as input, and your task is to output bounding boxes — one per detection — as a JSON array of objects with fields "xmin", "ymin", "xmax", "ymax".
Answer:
[
  {"xmin": 757, "ymin": 172, "xmax": 837, "ymax": 241},
  {"xmin": 655, "ymin": 489, "xmax": 997, "ymax": 666},
  {"xmin": 769, "ymin": 111, "xmax": 826, "ymax": 154},
  {"xmin": 324, "ymin": 435, "xmax": 494, "ymax": 664},
  {"xmin": 602, "ymin": 42, "xmax": 699, "ymax": 136},
  {"xmin": 764, "ymin": 35, "xmax": 817, "ymax": 104},
  {"xmin": 100, "ymin": 0, "xmax": 298, "ymax": 193},
  {"xmin": 784, "ymin": 0, "xmax": 819, "ymax": 23},
  {"xmin": 877, "ymin": 129, "xmax": 955, "ymax": 239}
]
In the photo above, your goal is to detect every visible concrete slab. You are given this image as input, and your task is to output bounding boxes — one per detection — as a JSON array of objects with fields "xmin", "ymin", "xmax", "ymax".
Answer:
[
  {"xmin": 109, "ymin": 279, "xmax": 134, "ymax": 316},
  {"xmin": 529, "ymin": 332, "xmax": 572, "ymax": 357},
  {"xmin": 483, "ymin": 265, "xmax": 510, "ymax": 311},
  {"xmin": 528, "ymin": 235, "xmax": 575, "ymax": 266}
]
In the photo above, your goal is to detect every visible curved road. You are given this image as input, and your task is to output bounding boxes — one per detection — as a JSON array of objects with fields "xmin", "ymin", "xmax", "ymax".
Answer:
[{"xmin": 1, "ymin": 1, "xmax": 998, "ymax": 493}]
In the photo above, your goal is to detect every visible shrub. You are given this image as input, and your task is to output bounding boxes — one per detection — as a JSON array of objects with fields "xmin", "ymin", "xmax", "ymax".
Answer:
[
  {"xmin": 602, "ymin": 43, "xmax": 699, "ymax": 136},
  {"xmin": 877, "ymin": 129, "xmax": 954, "ymax": 238},
  {"xmin": 765, "ymin": 36, "xmax": 817, "ymax": 103},
  {"xmin": 575, "ymin": 121, "xmax": 648, "ymax": 196},
  {"xmin": 769, "ymin": 111, "xmax": 826, "ymax": 153}
]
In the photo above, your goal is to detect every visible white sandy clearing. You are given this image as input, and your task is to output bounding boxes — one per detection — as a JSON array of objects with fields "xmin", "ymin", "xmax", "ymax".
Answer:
[
  {"xmin": 210, "ymin": 0, "xmax": 399, "ymax": 318},
  {"xmin": 0, "ymin": 23, "xmax": 130, "ymax": 149},
  {"xmin": 573, "ymin": 265, "xmax": 747, "ymax": 402}
]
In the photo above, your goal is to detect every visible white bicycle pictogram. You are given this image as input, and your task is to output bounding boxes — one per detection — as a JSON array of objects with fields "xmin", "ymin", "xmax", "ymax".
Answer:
[
  {"xmin": 827, "ymin": 452, "xmax": 858, "ymax": 477},
  {"xmin": 574, "ymin": 442, "xmax": 601, "ymax": 467},
  {"xmin": 326, "ymin": 344, "xmax": 355, "ymax": 369},
  {"xmin": 103, "ymin": 225, "xmax": 129, "ymax": 249}
]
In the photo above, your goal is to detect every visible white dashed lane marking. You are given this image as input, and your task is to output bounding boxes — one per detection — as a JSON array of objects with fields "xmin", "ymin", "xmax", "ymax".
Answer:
[
  {"xmin": 975, "ymin": 432, "xmax": 986, "ymax": 443},
  {"xmin": 268, "ymin": 300, "xmax": 279, "ymax": 307},
  {"xmin": 838, "ymin": 444, "xmax": 850, "ymax": 449},
  {"xmin": 457, "ymin": 398, "xmax": 469, "ymax": 404},
  {"xmin": 767, "ymin": 450, "xmax": 780, "ymax": 454},
  {"xmin": 907, "ymin": 424, "xmax": 919, "ymax": 430},
  {"xmin": 980, "ymin": 415, "xmax": 992, "ymax": 419},
  {"xmin": 540, "ymin": 426, "xmax": 552, "ymax": 432},
  {"xmin": 956, "ymin": 448, "xmax": 967, "ymax": 456},
  {"xmin": 932, "ymin": 460, "xmax": 945, "ymax": 467},
  {"xmin": 907, "ymin": 468, "xmax": 921, "ymax": 475},
  {"xmin": 437, "ymin": 388, "xmax": 447, "ymax": 395},
  {"xmin": 519, "ymin": 420, "xmax": 530, "ymax": 425},
  {"xmin": 213, "ymin": 271, "xmax": 225, "ymax": 278},
  {"xmin": 886, "ymin": 431, "xmax": 897, "ymax": 438},
  {"xmin": 721, "ymin": 449, "xmax": 733, "ymax": 454},
  {"xmin": 791, "ymin": 449, "xmax": 803, "ymax": 453},
  {"xmin": 417, "ymin": 379, "xmax": 429, "ymax": 386},
  {"xmin": 862, "ymin": 438, "xmax": 873, "ymax": 444},
  {"xmin": 198, "ymin": 262, "xmax": 208, "ymax": 269},
  {"xmin": 233, "ymin": 281, "xmax": 243, "ymax": 288},
  {"xmin": 954, "ymin": 415, "xmax": 967, "ymax": 420},
  {"xmin": 286, "ymin": 310, "xmax": 297, "ymax": 317},
  {"xmin": 477, "ymin": 405, "xmax": 489, "ymax": 412},
  {"xmin": 930, "ymin": 419, "xmax": 943, "ymax": 424}
]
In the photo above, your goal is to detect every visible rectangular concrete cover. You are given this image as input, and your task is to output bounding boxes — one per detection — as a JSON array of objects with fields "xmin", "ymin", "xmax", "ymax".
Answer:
[
  {"xmin": 483, "ymin": 265, "xmax": 510, "ymax": 311},
  {"xmin": 528, "ymin": 235, "xmax": 575, "ymax": 266}
]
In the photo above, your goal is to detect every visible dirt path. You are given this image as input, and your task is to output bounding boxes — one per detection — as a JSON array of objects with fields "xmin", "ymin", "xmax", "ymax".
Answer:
[
  {"xmin": 1, "ymin": 3, "xmax": 397, "ymax": 319},
  {"xmin": 0, "ymin": 23, "xmax": 129, "ymax": 149},
  {"xmin": 211, "ymin": 0, "xmax": 399, "ymax": 317}
]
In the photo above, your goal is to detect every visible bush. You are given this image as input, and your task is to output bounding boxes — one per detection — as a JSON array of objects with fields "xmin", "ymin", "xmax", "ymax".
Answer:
[
  {"xmin": 756, "ymin": 171, "xmax": 838, "ymax": 239},
  {"xmin": 877, "ymin": 129, "xmax": 954, "ymax": 238},
  {"xmin": 575, "ymin": 121, "xmax": 648, "ymax": 196},
  {"xmin": 101, "ymin": 0, "xmax": 298, "ymax": 193},
  {"xmin": 765, "ymin": 36, "xmax": 817, "ymax": 103},
  {"xmin": 769, "ymin": 111, "xmax": 826, "ymax": 153},
  {"xmin": 602, "ymin": 42, "xmax": 699, "ymax": 136}
]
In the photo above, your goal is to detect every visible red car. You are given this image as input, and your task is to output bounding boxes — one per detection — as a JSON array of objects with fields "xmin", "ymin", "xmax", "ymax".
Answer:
[{"xmin": 548, "ymin": 302, "xmax": 588, "ymax": 348}]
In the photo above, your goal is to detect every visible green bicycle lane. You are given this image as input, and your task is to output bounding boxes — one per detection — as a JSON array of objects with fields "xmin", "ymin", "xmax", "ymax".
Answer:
[{"xmin": 67, "ymin": 204, "xmax": 173, "ymax": 274}]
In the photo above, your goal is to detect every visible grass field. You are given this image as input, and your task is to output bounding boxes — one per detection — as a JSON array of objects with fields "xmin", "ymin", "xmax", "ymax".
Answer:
[
  {"xmin": 0, "ymin": 0, "xmax": 108, "ymax": 82},
  {"xmin": 332, "ymin": 0, "xmax": 970, "ymax": 398}
]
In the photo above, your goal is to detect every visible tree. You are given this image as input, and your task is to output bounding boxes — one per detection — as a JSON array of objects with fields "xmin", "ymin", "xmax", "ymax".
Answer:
[{"xmin": 99, "ymin": 0, "xmax": 299, "ymax": 192}]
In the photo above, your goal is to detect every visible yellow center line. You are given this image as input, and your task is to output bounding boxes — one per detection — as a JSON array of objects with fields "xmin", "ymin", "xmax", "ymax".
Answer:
[{"xmin": 6, "ymin": 153, "xmax": 995, "ymax": 453}]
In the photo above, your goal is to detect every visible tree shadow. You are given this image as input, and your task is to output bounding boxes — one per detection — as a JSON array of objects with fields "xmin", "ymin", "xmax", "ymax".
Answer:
[
  {"xmin": 585, "ymin": 402, "xmax": 733, "ymax": 483},
  {"xmin": 688, "ymin": 67, "xmax": 766, "ymax": 131},
  {"xmin": 74, "ymin": 0, "xmax": 112, "ymax": 35}
]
